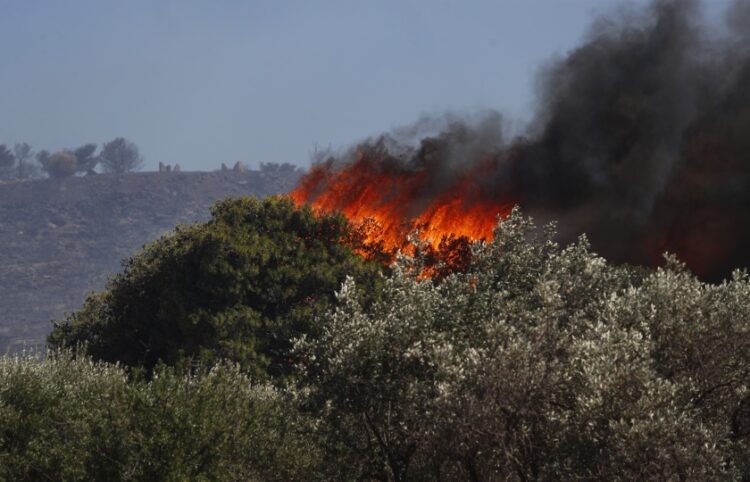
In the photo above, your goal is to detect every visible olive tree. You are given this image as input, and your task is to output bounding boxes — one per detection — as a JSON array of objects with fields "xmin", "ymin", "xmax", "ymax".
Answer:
[
  {"xmin": 0, "ymin": 351, "xmax": 322, "ymax": 481},
  {"xmin": 297, "ymin": 209, "xmax": 744, "ymax": 480}
]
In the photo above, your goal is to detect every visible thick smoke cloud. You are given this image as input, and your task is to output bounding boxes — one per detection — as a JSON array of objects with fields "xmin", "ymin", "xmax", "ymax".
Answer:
[{"xmin": 302, "ymin": 0, "xmax": 750, "ymax": 280}]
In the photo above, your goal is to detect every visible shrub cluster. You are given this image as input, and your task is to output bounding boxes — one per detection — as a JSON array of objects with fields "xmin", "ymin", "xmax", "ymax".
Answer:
[
  {"xmin": 7, "ymin": 200, "xmax": 750, "ymax": 479},
  {"xmin": 0, "ymin": 351, "xmax": 319, "ymax": 481}
]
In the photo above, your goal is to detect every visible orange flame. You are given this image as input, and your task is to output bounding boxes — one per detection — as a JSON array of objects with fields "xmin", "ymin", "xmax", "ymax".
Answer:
[{"xmin": 290, "ymin": 152, "xmax": 516, "ymax": 259}]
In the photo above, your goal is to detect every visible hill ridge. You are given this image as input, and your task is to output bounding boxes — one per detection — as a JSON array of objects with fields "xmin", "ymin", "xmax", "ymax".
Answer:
[{"xmin": 0, "ymin": 170, "xmax": 300, "ymax": 351}]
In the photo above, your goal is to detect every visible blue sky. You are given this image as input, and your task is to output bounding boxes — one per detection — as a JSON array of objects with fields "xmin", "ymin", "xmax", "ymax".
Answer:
[{"xmin": 0, "ymin": 0, "xmax": 730, "ymax": 171}]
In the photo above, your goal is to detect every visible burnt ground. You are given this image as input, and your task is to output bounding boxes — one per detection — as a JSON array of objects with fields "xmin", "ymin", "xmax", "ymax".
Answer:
[{"xmin": 0, "ymin": 170, "xmax": 300, "ymax": 353}]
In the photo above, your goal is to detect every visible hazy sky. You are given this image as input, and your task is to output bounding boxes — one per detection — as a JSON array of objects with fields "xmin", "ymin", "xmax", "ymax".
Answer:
[{"xmin": 0, "ymin": 0, "xmax": 731, "ymax": 171}]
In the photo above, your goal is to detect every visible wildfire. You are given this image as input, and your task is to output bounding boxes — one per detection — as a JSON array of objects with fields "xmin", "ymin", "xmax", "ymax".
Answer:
[{"xmin": 290, "ymin": 151, "xmax": 516, "ymax": 261}]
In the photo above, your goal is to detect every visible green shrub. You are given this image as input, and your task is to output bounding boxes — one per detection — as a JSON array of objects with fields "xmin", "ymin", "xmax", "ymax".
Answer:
[
  {"xmin": 0, "ymin": 351, "xmax": 321, "ymax": 481},
  {"xmin": 48, "ymin": 196, "xmax": 382, "ymax": 380}
]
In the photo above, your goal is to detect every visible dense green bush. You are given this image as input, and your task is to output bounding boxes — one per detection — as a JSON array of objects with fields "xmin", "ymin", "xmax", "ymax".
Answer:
[
  {"xmin": 0, "ymin": 351, "xmax": 321, "ymax": 481},
  {"xmin": 296, "ymin": 208, "xmax": 750, "ymax": 480},
  {"xmin": 48, "ymin": 196, "xmax": 381, "ymax": 379}
]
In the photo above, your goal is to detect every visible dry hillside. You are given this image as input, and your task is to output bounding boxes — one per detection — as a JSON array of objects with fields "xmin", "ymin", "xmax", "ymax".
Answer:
[{"xmin": 0, "ymin": 170, "xmax": 300, "ymax": 352}]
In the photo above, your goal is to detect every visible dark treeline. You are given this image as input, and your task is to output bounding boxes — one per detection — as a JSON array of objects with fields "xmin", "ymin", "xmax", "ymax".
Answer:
[{"xmin": 0, "ymin": 137, "xmax": 142, "ymax": 181}]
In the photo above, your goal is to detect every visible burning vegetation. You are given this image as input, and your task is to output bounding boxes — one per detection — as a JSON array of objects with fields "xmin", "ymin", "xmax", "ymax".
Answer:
[
  {"xmin": 292, "ymin": 0, "xmax": 750, "ymax": 281},
  {"xmin": 291, "ymin": 150, "xmax": 515, "ymax": 254},
  {"xmin": 291, "ymin": 144, "xmax": 516, "ymax": 275}
]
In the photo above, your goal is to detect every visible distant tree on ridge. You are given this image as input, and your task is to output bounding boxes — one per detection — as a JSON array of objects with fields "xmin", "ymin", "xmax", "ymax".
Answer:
[
  {"xmin": 72, "ymin": 143, "xmax": 98, "ymax": 174},
  {"xmin": 44, "ymin": 151, "xmax": 77, "ymax": 178},
  {"xmin": 13, "ymin": 142, "xmax": 40, "ymax": 179},
  {"xmin": 0, "ymin": 145, "xmax": 16, "ymax": 179},
  {"xmin": 99, "ymin": 137, "xmax": 142, "ymax": 173}
]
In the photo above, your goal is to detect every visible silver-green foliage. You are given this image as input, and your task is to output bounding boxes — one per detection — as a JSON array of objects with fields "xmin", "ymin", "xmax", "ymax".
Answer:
[
  {"xmin": 298, "ymin": 208, "xmax": 750, "ymax": 481},
  {"xmin": 0, "ymin": 351, "xmax": 321, "ymax": 482}
]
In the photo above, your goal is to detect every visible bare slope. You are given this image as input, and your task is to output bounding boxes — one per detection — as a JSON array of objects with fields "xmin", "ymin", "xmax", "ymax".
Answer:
[{"xmin": 0, "ymin": 170, "xmax": 299, "ymax": 352}]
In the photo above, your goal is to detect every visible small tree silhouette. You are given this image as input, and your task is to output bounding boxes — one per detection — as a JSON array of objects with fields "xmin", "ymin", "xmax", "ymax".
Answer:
[
  {"xmin": 99, "ymin": 137, "xmax": 142, "ymax": 173},
  {"xmin": 44, "ymin": 151, "xmax": 77, "ymax": 178}
]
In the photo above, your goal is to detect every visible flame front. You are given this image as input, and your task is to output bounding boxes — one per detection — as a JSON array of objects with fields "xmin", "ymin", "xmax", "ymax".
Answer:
[{"xmin": 290, "ymin": 152, "xmax": 516, "ymax": 257}]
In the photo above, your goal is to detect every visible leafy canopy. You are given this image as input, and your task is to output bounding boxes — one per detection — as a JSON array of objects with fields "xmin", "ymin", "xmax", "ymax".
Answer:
[
  {"xmin": 99, "ymin": 137, "xmax": 142, "ymax": 173},
  {"xmin": 0, "ymin": 351, "xmax": 321, "ymax": 482},
  {"xmin": 49, "ymin": 196, "xmax": 382, "ymax": 379},
  {"xmin": 297, "ymin": 208, "xmax": 750, "ymax": 481}
]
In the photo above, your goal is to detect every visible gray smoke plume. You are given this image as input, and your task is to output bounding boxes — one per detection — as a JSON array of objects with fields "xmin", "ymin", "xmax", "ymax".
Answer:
[{"xmin": 298, "ymin": 0, "xmax": 750, "ymax": 280}]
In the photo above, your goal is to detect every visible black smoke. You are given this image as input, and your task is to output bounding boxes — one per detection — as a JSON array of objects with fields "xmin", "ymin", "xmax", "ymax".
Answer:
[{"xmin": 303, "ymin": 0, "xmax": 750, "ymax": 280}]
